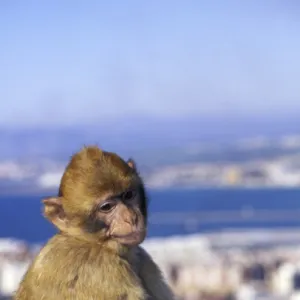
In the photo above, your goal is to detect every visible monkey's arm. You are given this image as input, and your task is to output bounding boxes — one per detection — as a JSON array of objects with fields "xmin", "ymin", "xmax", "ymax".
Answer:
[{"xmin": 138, "ymin": 247, "xmax": 175, "ymax": 300}]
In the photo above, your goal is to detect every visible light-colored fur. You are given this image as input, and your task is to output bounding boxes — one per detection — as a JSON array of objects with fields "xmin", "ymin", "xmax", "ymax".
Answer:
[{"xmin": 14, "ymin": 234, "xmax": 174, "ymax": 300}]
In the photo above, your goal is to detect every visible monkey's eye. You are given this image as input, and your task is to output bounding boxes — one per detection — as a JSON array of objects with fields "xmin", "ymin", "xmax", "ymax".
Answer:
[
  {"xmin": 122, "ymin": 190, "xmax": 136, "ymax": 201},
  {"xmin": 99, "ymin": 202, "xmax": 116, "ymax": 213}
]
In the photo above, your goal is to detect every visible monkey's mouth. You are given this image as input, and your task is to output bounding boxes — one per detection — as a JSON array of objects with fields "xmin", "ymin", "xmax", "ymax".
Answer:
[{"xmin": 111, "ymin": 230, "xmax": 146, "ymax": 245}]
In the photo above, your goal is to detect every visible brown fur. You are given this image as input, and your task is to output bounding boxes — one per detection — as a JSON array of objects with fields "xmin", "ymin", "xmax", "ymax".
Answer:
[{"xmin": 14, "ymin": 146, "xmax": 175, "ymax": 300}]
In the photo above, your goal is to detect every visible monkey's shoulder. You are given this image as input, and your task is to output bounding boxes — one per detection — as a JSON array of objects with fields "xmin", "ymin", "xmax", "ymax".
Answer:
[
  {"xmin": 33, "ymin": 235, "xmax": 144, "ymax": 279},
  {"xmin": 20, "ymin": 236, "xmax": 147, "ymax": 299},
  {"xmin": 30, "ymin": 237, "xmax": 156, "ymax": 279},
  {"xmin": 32, "ymin": 235, "xmax": 130, "ymax": 271}
]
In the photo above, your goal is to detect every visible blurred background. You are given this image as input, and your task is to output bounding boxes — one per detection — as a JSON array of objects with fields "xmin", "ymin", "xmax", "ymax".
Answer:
[{"xmin": 1, "ymin": 1, "xmax": 300, "ymax": 299}]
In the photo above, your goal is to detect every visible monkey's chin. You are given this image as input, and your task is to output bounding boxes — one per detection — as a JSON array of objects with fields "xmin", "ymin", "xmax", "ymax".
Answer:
[{"xmin": 112, "ymin": 231, "xmax": 146, "ymax": 246}]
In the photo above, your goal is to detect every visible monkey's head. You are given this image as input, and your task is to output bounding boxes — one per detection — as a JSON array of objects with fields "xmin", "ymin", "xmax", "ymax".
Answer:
[{"xmin": 42, "ymin": 146, "xmax": 148, "ymax": 247}]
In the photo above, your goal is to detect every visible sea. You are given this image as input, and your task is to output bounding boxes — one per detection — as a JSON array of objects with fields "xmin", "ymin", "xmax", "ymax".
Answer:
[{"xmin": 1, "ymin": 188, "xmax": 300, "ymax": 244}]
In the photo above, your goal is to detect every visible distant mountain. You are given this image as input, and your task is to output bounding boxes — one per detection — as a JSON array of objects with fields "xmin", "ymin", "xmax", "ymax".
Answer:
[
  {"xmin": 0, "ymin": 115, "xmax": 299, "ymax": 194},
  {"xmin": 0, "ymin": 113, "xmax": 299, "ymax": 163}
]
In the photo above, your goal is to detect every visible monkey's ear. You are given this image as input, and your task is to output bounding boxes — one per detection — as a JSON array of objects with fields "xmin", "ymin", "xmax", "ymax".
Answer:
[
  {"xmin": 42, "ymin": 197, "xmax": 67, "ymax": 230},
  {"xmin": 127, "ymin": 158, "xmax": 137, "ymax": 170}
]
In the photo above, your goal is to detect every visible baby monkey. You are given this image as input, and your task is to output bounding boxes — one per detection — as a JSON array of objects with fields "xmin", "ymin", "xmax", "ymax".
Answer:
[{"xmin": 14, "ymin": 146, "xmax": 175, "ymax": 300}]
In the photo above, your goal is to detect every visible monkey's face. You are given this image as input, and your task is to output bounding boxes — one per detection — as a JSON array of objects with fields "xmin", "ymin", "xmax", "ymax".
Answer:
[
  {"xmin": 91, "ymin": 188, "xmax": 147, "ymax": 246},
  {"xmin": 43, "ymin": 146, "xmax": 148, "ymax": 247}
]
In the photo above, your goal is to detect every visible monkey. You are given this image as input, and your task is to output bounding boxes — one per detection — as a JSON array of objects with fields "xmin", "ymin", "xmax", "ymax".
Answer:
[{"xmin": 14, "ymin": 146, "xmax": 175, "ymax": 300}]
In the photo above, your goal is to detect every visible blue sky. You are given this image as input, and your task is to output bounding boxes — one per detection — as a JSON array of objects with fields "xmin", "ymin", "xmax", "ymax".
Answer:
[{"xmin": 0, "ymin": 1, "xmax": 300, "ymax": 127}]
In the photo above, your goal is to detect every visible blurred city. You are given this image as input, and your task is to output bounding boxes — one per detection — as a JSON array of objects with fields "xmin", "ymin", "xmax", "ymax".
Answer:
[{"xmin": 1, "ymin": 1, "xmax": 300, "ymax": 299}]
